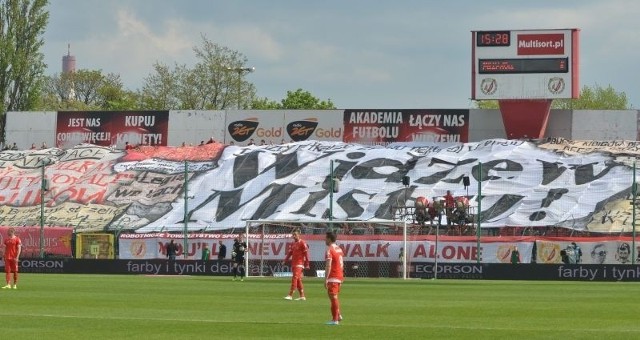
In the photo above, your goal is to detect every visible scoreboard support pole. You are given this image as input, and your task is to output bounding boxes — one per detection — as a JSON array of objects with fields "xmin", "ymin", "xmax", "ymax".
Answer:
[{"xmin": 498, "ymin": 99, "xmax": 552, "ymax": 139}]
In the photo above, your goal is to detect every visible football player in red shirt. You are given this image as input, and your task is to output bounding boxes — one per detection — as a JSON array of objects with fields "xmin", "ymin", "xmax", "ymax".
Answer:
[
  {"xmin": 283, "ymin": 229, "xmax": 309, "ymax": 301},
  {"xmin": 3, "ymin": 227, "xmax": 22, "ymax": 289},
  {"xmin": 325, "ymin": 231, "xmax": 344, "ymax": 325}
]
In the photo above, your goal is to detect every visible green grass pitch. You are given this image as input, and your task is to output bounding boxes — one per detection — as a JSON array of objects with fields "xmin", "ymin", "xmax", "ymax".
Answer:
[{"xmin": 2, "ymin": 274, "xmax": 640, "ymax": 339}]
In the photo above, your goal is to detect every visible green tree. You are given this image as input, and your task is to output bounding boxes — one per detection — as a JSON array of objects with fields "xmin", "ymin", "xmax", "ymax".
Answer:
[
  {"xmin": 38, "ymin": 69, "xmax": 129, "ymax": 110},
  {"xmin": 36, "ymin": 92, "xmax": 94, "ymax": 111},
  {"xmin": 250, "ymin": 96, "xmax": 281, "ymax": 109},
  {"xmin": 553, "ymin": 84, "xmax": 630, "ymax": 109},
  {"xmin": 473, "ymin": 84, "xmax": 631, "ymax": 110},
  {"xmin": 279, "ymin": 88, "xmax": 336, "ymax": 109},
  {"xmin": 140, "ymin": 62, "xmax": 179, "ymax": 110},
  {"xmin": 100, "ymin": 87, "xmax": 141, "ymax": 111},
  {"xmin": 0, "ymin": 0, "xmax": 49, "ymax": 138},
  {"xmin": 74, "ymin": 69, "xmax": 123, "ymax": 107},
  {"xmin": 140, "ymin": 35, "xmax": 254, "ymax": 110},
  {"xmin": 41, "ymin": 70, "xmax": 74, "ymax": 102},
  {"xmin": 251, "ymin": 89, "xmax": 336, "ymax": 110},
  {"xmin": 473, "ymin": 99, "xmax": 499, "ymax": 109}
]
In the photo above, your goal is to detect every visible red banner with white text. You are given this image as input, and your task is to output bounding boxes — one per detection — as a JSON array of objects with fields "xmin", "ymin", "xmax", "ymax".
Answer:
[
  {"xmin": 56, "ymin": 111, "xmax": 169, "ymax": 149},
  {"xmin": 343, "ymin": 109, "xmax": 469, "ymax": 145}
]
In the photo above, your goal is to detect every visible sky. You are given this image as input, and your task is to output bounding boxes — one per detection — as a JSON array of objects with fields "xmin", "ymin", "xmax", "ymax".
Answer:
[{"xmin": 42, "ymin": 0, "xmax": 640, "ymax": 109}]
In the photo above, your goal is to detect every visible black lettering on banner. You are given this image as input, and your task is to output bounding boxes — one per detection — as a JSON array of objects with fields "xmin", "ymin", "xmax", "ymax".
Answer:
[
  {"xmin": 472, "ymin": 159, "xmax": 523, "ymax": 181},
  {"xmin": 266, "ymin": 149, "xmax": 334, "ymax": 179},
  {"xmin": 442, "ymin": 174, "xmax": 467, "ymax": 185},
  {"xmin": 336, "ymin": 189, "xmax": 376, "ymax": 218},
  {"xmin": 334, "ymin": 157, "xmax": 365, "ymax": 178},
  {"xmin": 212, "ymin": 190, "xmax": 242, "ymax": 222},
  {"xmin": 414, "ymin": 158, "xmax": 477, "ymax": 185},
  {"xmin": 537, "ymin": 160, "xmax": 567, "ymax": 185},
  {"xmin": 571, "ymin": 162, "xmax": 617, "ymax": 185},
  {"xmin": 273, "ymin": 152, "xmax": 301, "ymax": 179},
  {"xmin": 183, "ymin": 190, "xmax": 225, "ymax": 222},
  {"xmin": 351, "ymin": 158, "xmax": 402, "ymax": 181},
  {"xmin": 347, "ymin": 152, "xmax": 366, "ymax": 159},
  {"xmin": 374, "ymin": 188, "xmax": 411, "ymax": 219},
  {"xmin": 540, "ymin": 188, "xmax": 569, "ymax": 208},
  {"xmin": 59, "ymin": 147, "xmax": 108, "ymax": 161},
  {"xmin": 479, "ymin": 194, "xmax": 525, "ymax": 222},
  {"xmin": 291, "ymin": 190, "xmax": 329, "ymax": 217},
  {"xmin": 351, "ymin": 156, "xmax": 417, "ymax": 183},
  {"xmin": 187, "ymin": 152, "xmax": 361, "ymax": 223},
  {"xmin": 232, "ymin": 151, "xmax": 263, "ymax": 188},
  {"xmin": 322, "ymin": 159, "xmax": 361, "ymax": 191},
  {"xmin": 529, "ymin": 188, "xmax": 569, "ymax": 221},
  {"xmin": 250, "ymin": 183, "xmax": 304, "ymax": 220},
  {"xmin": 113, "ymin": 187, "xmax": 142, "ymax": 198}
]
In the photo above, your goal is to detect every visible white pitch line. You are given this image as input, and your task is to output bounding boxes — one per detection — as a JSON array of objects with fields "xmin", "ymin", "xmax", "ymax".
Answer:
[{"xmin": 0, "ymin": 313, "xmax": 639, "ymax": 333}]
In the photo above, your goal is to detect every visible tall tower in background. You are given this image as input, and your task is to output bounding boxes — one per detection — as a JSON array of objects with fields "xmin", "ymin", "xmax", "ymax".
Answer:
[
  {"xmin": 62, "ymin": 43, "xmax": 76, "ymax": 73},
  {"xmin": 62, "ymin": 44, "xmax": 76, "ymax": 100}
]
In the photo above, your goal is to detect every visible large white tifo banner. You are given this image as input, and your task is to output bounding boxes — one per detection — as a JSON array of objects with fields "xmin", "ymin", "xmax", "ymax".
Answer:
[
  {"xmin": 139, "ymin": 139, "xmax": 634, "ymax": 233},
  {"xmin": 119, "ymin": 234, "xmax": 534, "ymax": 263},
  {"xmin": 0, "ymin": 139, "xmax": 638, "ymax": 233}
]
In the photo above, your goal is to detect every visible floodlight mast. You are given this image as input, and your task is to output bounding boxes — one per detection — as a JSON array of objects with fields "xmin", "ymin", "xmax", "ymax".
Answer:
[{"xmin": 226, "ymin": 66, "xmax": 255, "ymax": 109}]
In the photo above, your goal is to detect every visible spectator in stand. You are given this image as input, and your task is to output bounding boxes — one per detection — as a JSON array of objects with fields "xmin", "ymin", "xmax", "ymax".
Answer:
[
  {"xmin": 229, "ymin": 141, "xmax": 235, "ymax": 145},
  {"xmin": 41, "ymin": 142, "xmax": 47, "ymax": 149},
  {"xmin": 510, "ymin": 246, "xmax": 521, "ymax": 264},
  {"xmin": 217, "ymin": 240, "xmax": 227, "ymax": 260},
  {"xmin": 166, "ymin": 240, "xmax": 178, "ymax": 260},
  {"xmin": 366, "ymin": 223, "xmax": 374, "ymax": 235},
  {"xmin": 124, "ymin": 142, "xmax": 134, "ymax": 150},
  {"xmin": 248, "ymin": 139, "xmax": 255, "ymax": 146},
  {"xmin": 281, "ymin": 139, "xmax": 286, "ymax": 144},
  {"xmin": 429, "ymin": 196, "xmax": 443, "ymax": 227},
  {"xmin": 181, "ymin": 142, "xmax": 187, "ymax": 147},
  {"xmin": 10, "ymin": 142, "xmax": 18, "ymax": 150},
  {"xmin": 259, "ymin": 139, "xmax": 266, "ymax": 146},
  {"xmin": 572, "ymin": 242, "xmax": 582, "ymax": 263},
  {"xmin": 201, "ymin": 244, "xmax": 211, "ymax": 261},
  {"xmin": 30, "ymin": 143, "xmax": 37, "ymax": 150},
  {"xmin": 199, "ymin": 140, "xmax": 205, "ymax": 146},
  {"xmin": 207, "ymin": 137, "xmax": 215, "ymax": 144},
  {"xmin": 444, "ymin": 190, "xmax": 455, "ymax": 227}
]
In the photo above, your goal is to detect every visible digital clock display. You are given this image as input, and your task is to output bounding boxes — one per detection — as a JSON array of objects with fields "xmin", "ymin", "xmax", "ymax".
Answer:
[
  {"xmin": 478, "ymin": 58, "xmax": 569, "ymax": 74},
  {"xmin": 476, "ymin": 31, "xmax": 511, "ymax": 47}
]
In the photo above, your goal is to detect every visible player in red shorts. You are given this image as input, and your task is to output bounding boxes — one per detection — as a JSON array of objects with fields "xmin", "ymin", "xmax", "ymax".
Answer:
[
  {"xmin": 2, "ymin": 227, "xmax": 22, "ymax": 289},
  {"xmin": 324, "ymin": 231, "xmax": 344, "ymax": 325},
  {"xmin": 283, "ymin": 229, "xmax": 309, "ymax": 301}
]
